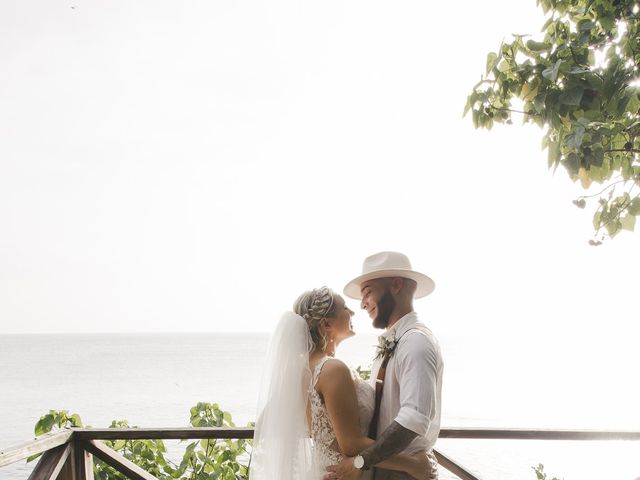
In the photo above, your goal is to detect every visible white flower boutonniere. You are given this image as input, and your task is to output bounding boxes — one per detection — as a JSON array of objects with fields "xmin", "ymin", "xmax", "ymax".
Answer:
[{"xmin": 375, "ymin": 335, "xmax": 398, "ymax": 361}]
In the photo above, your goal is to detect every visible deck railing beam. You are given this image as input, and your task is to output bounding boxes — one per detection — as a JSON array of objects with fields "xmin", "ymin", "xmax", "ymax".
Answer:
[
  {"xmin": 73, "ymin": 427, "xmax": 254, "ymax": 441},
  {"xmin": 82, "ymin": 440, "xmax": 153, "ymax": 480},
  {"xmin": 433, "ymin": 449, "xmax": 480, "ymax": 480},
  {"xmin": 438, "ymin": 428, "xmax": 640, "ymax": 441},
  {"xmin": 72, "ymin": 426, "xmax": 640, "ymax": 441},
  {"xmin": 3, "ymin": 427, "xmax": 640, "ymax": 480},
  {"xmin": 0, "ymin": 430, "xmax": 73, "ymax": 468}
]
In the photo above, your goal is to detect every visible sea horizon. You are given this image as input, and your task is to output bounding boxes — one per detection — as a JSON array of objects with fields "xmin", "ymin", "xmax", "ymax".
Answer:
[{"xmin": 1, "ymin": 332, "xmax": 638, "ymax": 480}]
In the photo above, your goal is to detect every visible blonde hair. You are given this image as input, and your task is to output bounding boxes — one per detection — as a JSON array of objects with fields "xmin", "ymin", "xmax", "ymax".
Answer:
[{"xmin": 293, "ymin": 286, "xmax": 336, "ymax": 352}]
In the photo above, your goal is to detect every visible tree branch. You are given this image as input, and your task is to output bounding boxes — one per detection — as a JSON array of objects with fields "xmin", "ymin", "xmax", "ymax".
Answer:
[
  {"xmin": 605, "ymin": 148, "xmax": 640, "ymax": 153},
  {"xmin": 489, "ymin": 105, "xmax": 543, "ymax": 117},
  {"xmin": 577, "ymin": 178, "xmax": 628, "ymax": 199}
]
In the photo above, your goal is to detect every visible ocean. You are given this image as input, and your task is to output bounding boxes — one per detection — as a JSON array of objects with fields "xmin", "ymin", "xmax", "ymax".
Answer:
[{"xmin": 1, "ymin": 333, "xmax": 638, "ymax": 480}]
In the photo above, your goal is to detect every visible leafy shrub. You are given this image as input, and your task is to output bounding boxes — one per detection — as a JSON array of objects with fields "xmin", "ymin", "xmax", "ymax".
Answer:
[
  {"xmin": 30, "ymin": 403, "xmax": 252, "ymax": 480},
  {"xmin": 533, "ymin": 463, "xmax": 562, "ymax": 480}
]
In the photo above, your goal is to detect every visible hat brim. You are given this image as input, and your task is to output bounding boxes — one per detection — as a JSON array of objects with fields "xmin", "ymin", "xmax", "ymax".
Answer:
[{"xmin": 343, "ymin": 269, "xmax": 435, "ymax": 300}]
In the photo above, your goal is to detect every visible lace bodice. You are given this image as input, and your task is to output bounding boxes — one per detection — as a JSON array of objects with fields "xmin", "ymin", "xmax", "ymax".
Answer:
[{"xmin": 309, "ymin": 357, "xmax": 375, "ymax": 477}]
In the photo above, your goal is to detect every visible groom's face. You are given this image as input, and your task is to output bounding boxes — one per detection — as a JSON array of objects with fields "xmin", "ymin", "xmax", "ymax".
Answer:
[{"xmin": 360, "ymin": 279, "xmax": 396, "ymax": 329}]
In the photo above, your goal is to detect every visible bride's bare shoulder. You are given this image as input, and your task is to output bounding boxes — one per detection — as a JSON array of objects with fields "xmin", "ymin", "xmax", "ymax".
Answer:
[{"xmin": 316, "ymin": 358, "xmax": 352, "ymax": 385}]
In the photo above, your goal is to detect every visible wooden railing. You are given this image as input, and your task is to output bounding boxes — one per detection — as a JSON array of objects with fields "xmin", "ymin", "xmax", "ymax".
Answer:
[{"xmin": 2, "ymin": 428, "xmax": 639, "ymax": 480}]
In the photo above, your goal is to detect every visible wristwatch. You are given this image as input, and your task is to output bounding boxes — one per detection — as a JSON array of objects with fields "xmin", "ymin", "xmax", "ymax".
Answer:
[{"xmin": 353, "ymin": 455, "xmax": 366, "ymax": 470}]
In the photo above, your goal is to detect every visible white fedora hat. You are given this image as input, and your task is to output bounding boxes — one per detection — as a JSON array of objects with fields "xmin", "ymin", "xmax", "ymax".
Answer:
[{"xmin": 343, "ymin": 251, "xmax": 435, "ymax": 300}]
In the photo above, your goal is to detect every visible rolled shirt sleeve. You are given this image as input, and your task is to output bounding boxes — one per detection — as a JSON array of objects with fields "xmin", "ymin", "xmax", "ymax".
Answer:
[{"xmin": 393, "ymin": 331, "xmax": 440, "ymax": 436}]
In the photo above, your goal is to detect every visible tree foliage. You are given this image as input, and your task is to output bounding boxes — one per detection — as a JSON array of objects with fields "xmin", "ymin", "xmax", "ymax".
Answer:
[{"xmin": 466, "ymin": 0, "xmax": 640, "ymax": 243}]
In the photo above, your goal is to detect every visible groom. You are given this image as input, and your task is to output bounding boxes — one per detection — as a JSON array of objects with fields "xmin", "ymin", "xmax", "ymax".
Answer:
[{"xmin": 328, "ymin": 251, "xmax": 443, "ymax": 480}]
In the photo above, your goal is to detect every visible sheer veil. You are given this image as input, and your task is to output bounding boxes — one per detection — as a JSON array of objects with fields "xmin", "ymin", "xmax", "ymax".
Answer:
[{"xmin": 249, "ymin": 311, "xmax": 318, "ymax": 480}]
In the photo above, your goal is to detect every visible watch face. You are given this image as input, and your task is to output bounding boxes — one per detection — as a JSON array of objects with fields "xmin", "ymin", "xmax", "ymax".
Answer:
[{"xmin": 353, "ymin": 455, "xmax": 364, "ymax": 469}]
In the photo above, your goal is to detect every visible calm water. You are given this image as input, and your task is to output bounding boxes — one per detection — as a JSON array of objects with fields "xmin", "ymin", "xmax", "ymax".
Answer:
[{"xmin": 1, "ymin": 333, "xmax": 638, "ymax": 480}]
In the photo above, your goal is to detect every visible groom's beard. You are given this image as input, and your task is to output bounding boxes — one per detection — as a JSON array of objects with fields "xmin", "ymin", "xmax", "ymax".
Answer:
[{"xmin": 373, "ymin": 289, "xmax": 396, "ymax": 329}]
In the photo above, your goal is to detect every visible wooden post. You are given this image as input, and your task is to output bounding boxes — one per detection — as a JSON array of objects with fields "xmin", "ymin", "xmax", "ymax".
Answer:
[
  {"xmin": 58, "ymin": 443, "xmax": 77, "ymax": 480},
  {"xmin": 27, "ymin": 443, "xmax": 71, "ymax": 480},
  {"xmin": 74, "ymin": 443, "xmax": 93, "ymax": 480},
  {"xmin": 58, "ymin": 450, "xmax": 75, "ymax": 480}
]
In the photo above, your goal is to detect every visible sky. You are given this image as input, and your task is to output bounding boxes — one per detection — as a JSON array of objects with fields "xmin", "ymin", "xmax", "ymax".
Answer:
[
  {"xmin": 2, "ymin": 3, "xmax": 640, "ymax": 466},
  {"xmin": 0, "ymin": 0, "xmax": 638, "ymax": 353}
]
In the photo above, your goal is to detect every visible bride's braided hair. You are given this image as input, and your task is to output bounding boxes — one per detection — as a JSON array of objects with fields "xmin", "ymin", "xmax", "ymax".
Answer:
[{"xmin": 293, "ymin": 286, "xmax": 336, "ymax": 352}]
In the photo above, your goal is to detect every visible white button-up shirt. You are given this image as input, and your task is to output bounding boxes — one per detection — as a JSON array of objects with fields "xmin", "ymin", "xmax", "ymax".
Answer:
[{"xmin": 370, "ymin": 312, "xmax": 443, "ymax": 453}]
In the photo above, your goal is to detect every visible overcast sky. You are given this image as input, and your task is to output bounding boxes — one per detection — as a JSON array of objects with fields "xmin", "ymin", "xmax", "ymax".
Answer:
[
  {"xmin": 2, "ymin": 6, "xmax": 640, "ymax": 472},
  {"xmin": 1, "ymin": 0, "xmax": 638, "ymax": 359}
]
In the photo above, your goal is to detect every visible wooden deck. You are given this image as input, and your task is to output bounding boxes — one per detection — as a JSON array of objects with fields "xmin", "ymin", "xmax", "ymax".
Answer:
[{"xmin": 2, "ymin": 427, "xmax": 639, "ymax": 480}]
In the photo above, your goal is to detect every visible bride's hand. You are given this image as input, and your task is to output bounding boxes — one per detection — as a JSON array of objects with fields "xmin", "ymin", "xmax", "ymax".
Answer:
[
  {"xmin": 406, "ymin": 451, "xmax": 438, "ymax": 480},
  {"xmin": 324, "ymin": 457, "xmax": 363, "ymax": 480}
]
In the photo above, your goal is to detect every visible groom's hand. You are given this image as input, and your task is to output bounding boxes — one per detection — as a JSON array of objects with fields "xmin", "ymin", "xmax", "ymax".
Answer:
[
  {"xmin": 324, "ymin": 457, "xmax": 363, "ymax": 480},
  {"xmin": 406, "ymin": 450, "xmax": 438, "ymax": 480}
]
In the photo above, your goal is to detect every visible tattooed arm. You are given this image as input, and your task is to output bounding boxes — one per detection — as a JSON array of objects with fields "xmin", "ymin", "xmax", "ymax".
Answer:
[
  {"xmin": 318, "ymin": 361, "xmax": 432, "ymax": 480},
  {"xmin": 359, "ymin": 421, "xmax": 417, "ymax": 467},
  {"xmin": 324, "ymin": 422, "xmax": 436, "ymax": 480}
]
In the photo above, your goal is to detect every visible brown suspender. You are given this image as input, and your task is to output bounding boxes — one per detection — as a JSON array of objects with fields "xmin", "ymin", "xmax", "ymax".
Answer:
[
  {"xmin": 368, "ymin": 351, "xmax": 391, "ymax": 439},
  {"xmin": 366, "ymin": 328, "xmax": 421, "ymax": 479},
  {"xmin": 367, "ymin": 328, "xmax": 420, "ymax": 440}
]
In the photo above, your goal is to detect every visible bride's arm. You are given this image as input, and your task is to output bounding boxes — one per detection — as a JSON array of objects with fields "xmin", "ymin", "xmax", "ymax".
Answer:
[{"xmin": 316, "ymin": 359, "xmax": 424, "ymax": 477}]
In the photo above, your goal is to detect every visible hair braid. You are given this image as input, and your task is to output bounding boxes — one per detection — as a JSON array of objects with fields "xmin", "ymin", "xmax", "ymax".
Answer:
[{"xmin": 293, "ymin": 286, "xmax": 336, "ymax": 352}]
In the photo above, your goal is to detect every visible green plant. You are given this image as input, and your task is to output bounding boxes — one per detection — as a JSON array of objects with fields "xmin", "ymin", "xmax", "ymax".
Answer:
[
  {"xmin": 29, "ymin": 403, "xmax": 252, "ymax": 480},
  {"xmin": 29, "ymin": 410, "xmax": 83, "ymax": 462},
  {"xmin": 533, "ymin": 463, "xmax": 562, "ymax": 480},
  {"xmin": 355, "ymin": 365, "xmax": 371, "ymax": 381}
]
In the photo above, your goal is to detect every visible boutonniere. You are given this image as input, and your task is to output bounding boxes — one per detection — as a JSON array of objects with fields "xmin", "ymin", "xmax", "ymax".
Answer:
[{"xmin": 375, "ymin": 334, "xmax": 398, "ymax": 361}]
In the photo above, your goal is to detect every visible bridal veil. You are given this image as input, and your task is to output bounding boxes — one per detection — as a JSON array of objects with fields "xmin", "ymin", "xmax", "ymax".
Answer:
[{"xmin": 249, "ymin": 311, "xmax": 319, "ymax": 479}]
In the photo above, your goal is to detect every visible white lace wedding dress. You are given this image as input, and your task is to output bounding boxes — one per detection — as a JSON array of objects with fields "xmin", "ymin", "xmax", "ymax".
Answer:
[{"xmin": 309, "ymin": 356, "xmax": 375, "ymax": 480}]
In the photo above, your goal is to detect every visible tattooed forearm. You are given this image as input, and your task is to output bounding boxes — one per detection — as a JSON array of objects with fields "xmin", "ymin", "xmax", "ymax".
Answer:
[{"xmin": 360, "ymin": 421, "xmax": 418, "ymax": 468}]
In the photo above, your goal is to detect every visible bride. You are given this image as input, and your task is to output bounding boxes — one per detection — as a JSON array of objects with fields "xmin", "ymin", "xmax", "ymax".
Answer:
[{"xmin": 249, "ymin": 286, "xmax": 430, "ymax": 480}]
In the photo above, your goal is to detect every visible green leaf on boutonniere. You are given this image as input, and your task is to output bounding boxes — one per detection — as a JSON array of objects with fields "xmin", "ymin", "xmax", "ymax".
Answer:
[{"xmin": 375, "ymin": 335, "xmax": 398, "ymax": 361}]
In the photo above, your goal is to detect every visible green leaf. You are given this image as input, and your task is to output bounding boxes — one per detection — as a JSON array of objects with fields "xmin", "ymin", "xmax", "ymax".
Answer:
[
  {"xmin": 542, "ymin": 59, "xmax": 562, "ymax": 82},
  {"xmin": 565, "ymin": 126, "xmax": 586, "ymax": 150},
  {"xmin": 497, "ymin": 59, "xmax": 510, "ymax": 73},
  {"xmin": 606, "ymin": 220, "xmax": 621, "ymax": 237},
  {"xmin": 621, "ymin": 214, "xmax": 636, "ymax": 231},
  {"xmin": 463, "ymin": 94, "xmax": 473, "ymax": 117},
  {"xmin": 223, "ymin": 411, "xmax": 234, "ymax": 426},
  {"xmin": 589, "ymin": 165, "xmax": 604, "ymax": 183},
  {"xmin": 600, "ymin": 15, "xmax": 615, "ymax": 32},
  {"xmin": 486, "ymin": 52, "xmax": 498, "ymax": 76},
  {"xmin": 526, "ymin": 40, "xmax": 550, "ymax": 52},
  {"xmin": 577, "ymin": 19, "xmax": 595, "ymax": 32},
  {"xmin": 35, "ymin": 414, "xmax": 55, "ymax": 436},
  {"xmin": 593, "ymin": 210, "xmax": 602, "ymax": 229},
  {"xmin": 564, "ymin": 152, "xmax": 580, "ymax": 174},
  {"xmin": 560, "ymin": 86, "xmax": 584, "ymax": 106},
  {"xmin": 626, "ymin": 91, "xmax": 640, "ymax": 114},
  {"xmin": 628, "ymin": 198, "xmax": 640, "ymax": 215},
  {"xmin": 27, "ymin": 452, "xmax": 46, "ymax": 464},
  {"xmin": 547, "ymin": 140, "xmax": 561, "ymax": 169},
  {"xmin": 69, "ymin": 414, "xmax": 83, "ymax": 427}
]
